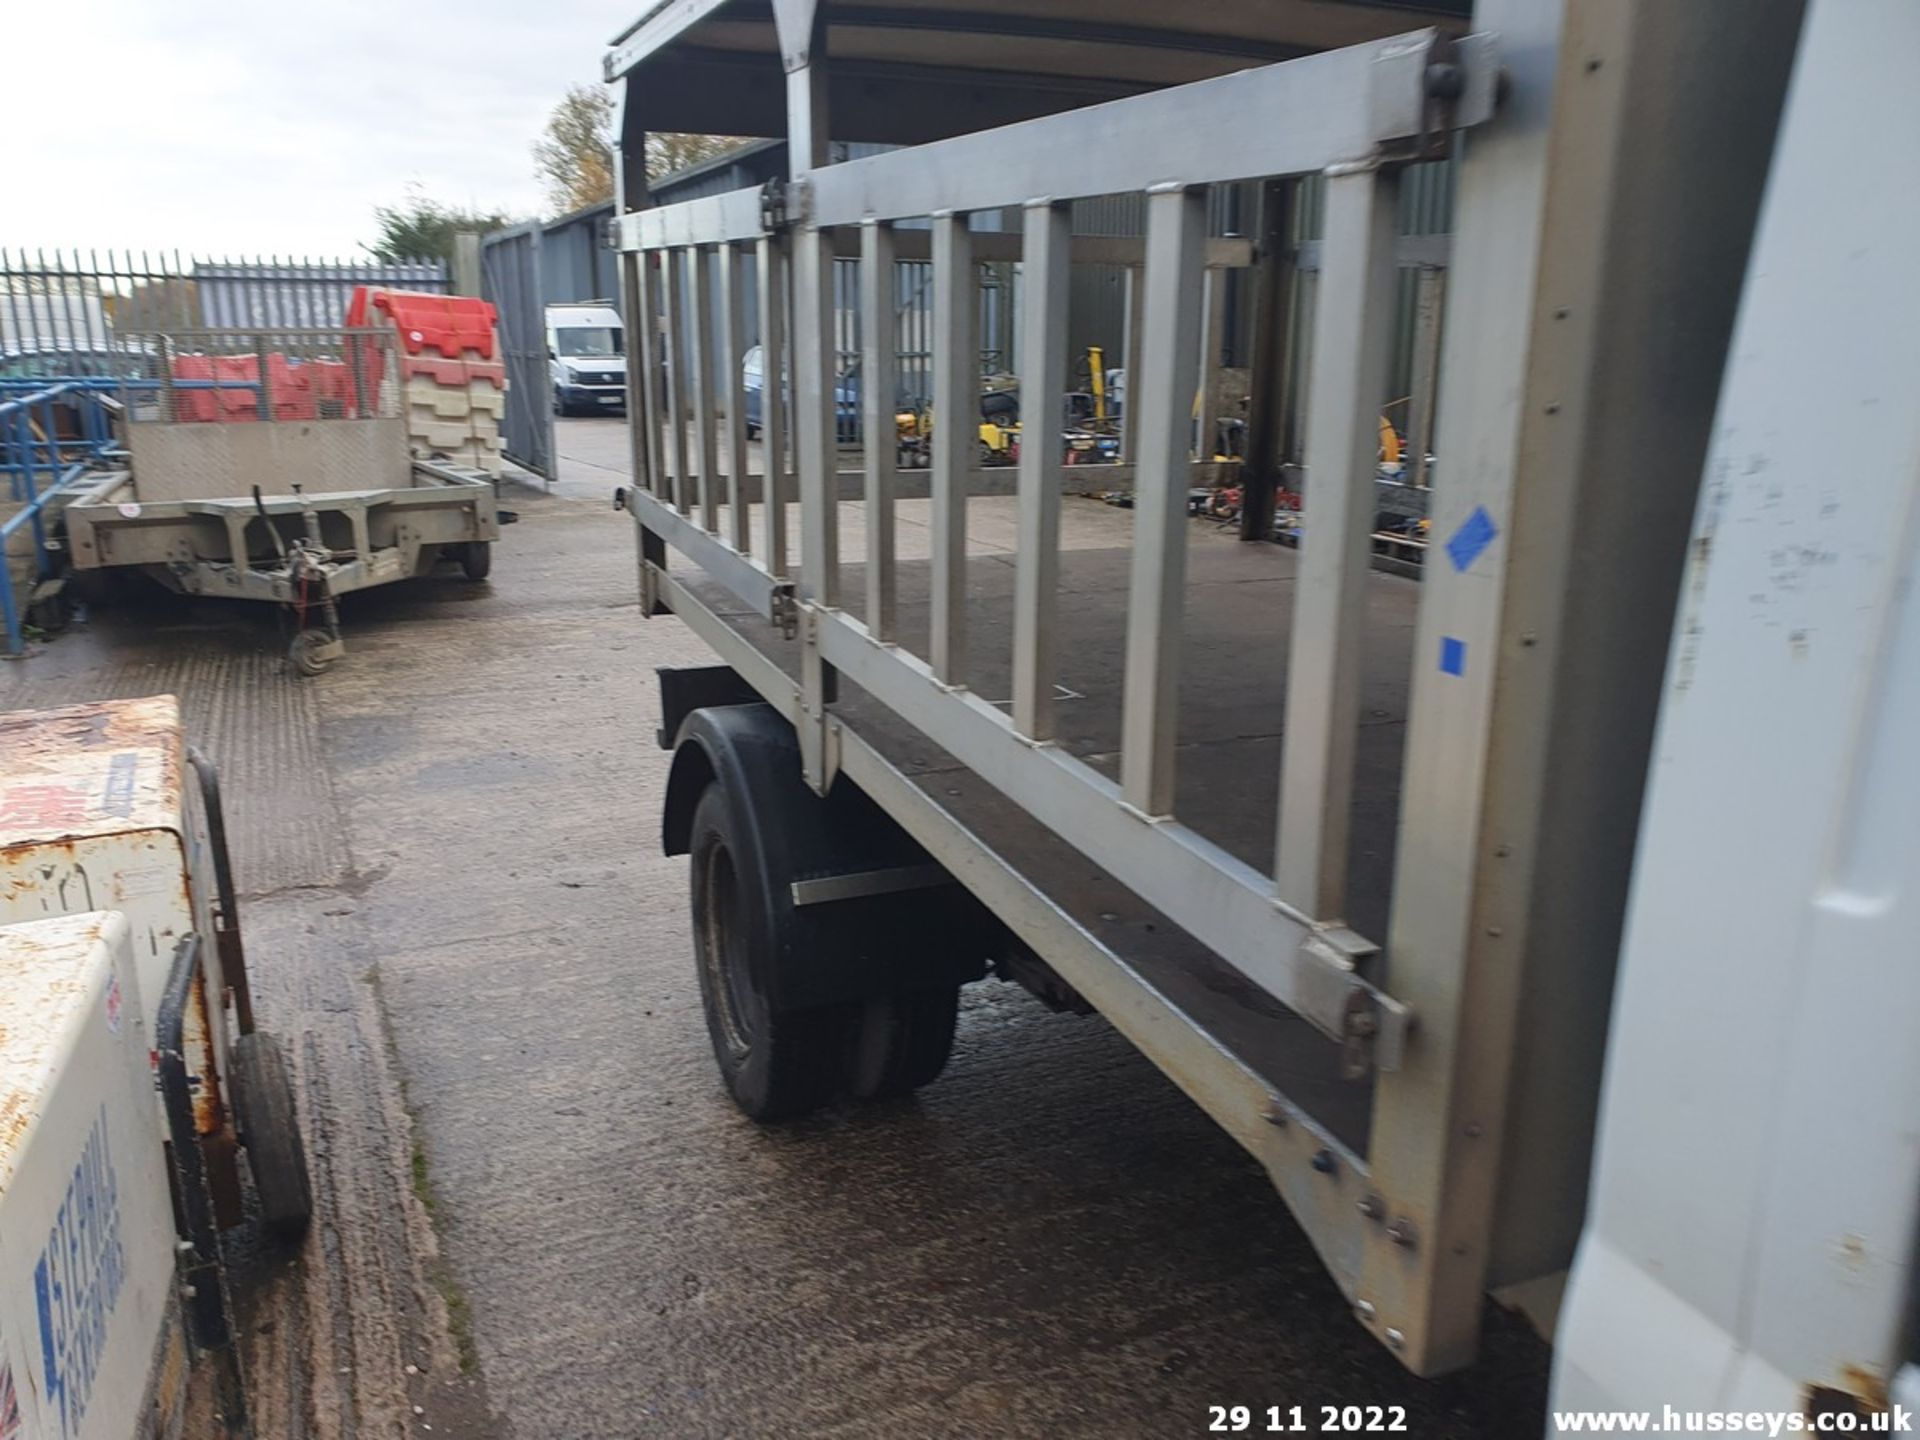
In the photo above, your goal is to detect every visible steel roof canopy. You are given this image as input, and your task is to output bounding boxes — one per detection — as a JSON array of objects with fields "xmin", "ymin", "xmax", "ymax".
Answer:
[{"xmin": 608, "ymin": 0, "xmax": 1473, "ymax": 146}]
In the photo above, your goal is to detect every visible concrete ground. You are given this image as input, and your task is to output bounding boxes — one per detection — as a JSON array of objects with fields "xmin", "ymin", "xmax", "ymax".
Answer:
[{"xmin": 1, "ymin": 415, "xmax": 1549, "ymax": 1439}]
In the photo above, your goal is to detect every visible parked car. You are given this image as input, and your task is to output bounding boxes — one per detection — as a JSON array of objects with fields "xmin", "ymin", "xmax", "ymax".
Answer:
[{"xmin": 741, "ymin": 344, "xmax": 860, "ymax": 443}]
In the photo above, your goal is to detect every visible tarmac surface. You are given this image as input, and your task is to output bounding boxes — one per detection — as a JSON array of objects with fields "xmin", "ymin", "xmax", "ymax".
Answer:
[{"xmin": 0, "ymin": 415, "xmax": 1549, "ymax": 1439}]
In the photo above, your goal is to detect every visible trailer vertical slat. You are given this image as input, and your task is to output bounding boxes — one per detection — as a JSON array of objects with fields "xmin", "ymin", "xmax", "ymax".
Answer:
[
  {"xmin": 1118, "ymin": 186, "xmax": 1208, "ymax": 818},
  {"xmin": 755, "ymin": 236, "xmax": 791, "ymax": 577},
  {"xmin": 859, "ymin": 220, "xmax": 899, "ymax": 641},
  {"xmin": 794, "ymin": 226, "xmax": 839, "ymax": 607},
  {"xmin": 929, "ymin": 211, "xmax": 975, "ymax": 686},
  {"xmin": 1275, "ymin": 165, "xmax": 1402, "ymax": 920},
  {"xmin": 688, "ymin": 246, "xmax": 719, "ymax": 532},
  {"xmin": 1012, "ymin": 199, "xmax": 1072, "ymax": 742},
  {"xmin": 633, "ymin": 253, "xmax": 664, "ymax": 498},
  {"xmin": 719, "ymin": 244, "xmax": 752, "ymax": 555},
  {"xmin": 661, "ymin": 249, "xmax": 691, "ymax": 514}
]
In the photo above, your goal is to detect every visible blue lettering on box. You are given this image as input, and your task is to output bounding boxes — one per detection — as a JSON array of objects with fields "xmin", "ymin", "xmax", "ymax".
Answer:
[
  {"xmin": 34, "ymin": 1107, "xmax": 125, "ymax": 1440},
  {"xmin": 99, "ymin": 753, "xmax": 138, "ymax": 819}
]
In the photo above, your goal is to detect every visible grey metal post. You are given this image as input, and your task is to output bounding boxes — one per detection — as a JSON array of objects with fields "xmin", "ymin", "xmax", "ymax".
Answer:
[
  {"xmin": 793, "ymin": 224, "xmax": 839, "ymax": 609},
  {"xmin": 787, "ymin": 67, "xmax": 830, "ymax": 174},
  {"xmin": 929, "ymin": 212, "xmax": 976, "ymax": 687},
  {"xmin": 632, "ymin": 253, "xmax": 664, "ymax": 496},
  {"xmin": 859, "ymin": 221, "xmax": 899, "ymax": 641},
  {"xmin": 451, "ymin": 232, "xmax": 482, "ymax": 298},
  {"xmin": 793, "ymin": 220, "xmax": 841, "ymax": 791},
  {"xmin": 1364, "ymin": 0, "xmax": 1806, "ymax": 1375},
  {"xmin": 619, "ymin": 103, "xmax": 666, "ymax": 607},
  {"xmin": 1240, "ymin": 178, "xmax": 1298, "ymax": 540},
  {"xmin": 1118, "ymin": 186, "xmax": 1208, "ymax": 818},
  {"xmin": 1196, "ymin": 269, "xmax": 1224, "ymax": 460},
  {"xmin": 1012, "ymin": 200, "xmax": 1071, "ymax": 741},
  {"xmin": 1274, "ymin": 164, "xmax": 1401, "ymax": 921},
  {"xmin": 661, "ymin": 250, "xmax": 690, "ymax": 513},
  {"xmin": 755, "ymin": 237, "xmax": 791, "ymax": 576},
  {"xmin": 688, "ymin": 246, "xmax": 720, "ymax": 532},
  {"xmin": 719, "ymin": 245, "xmax": 752, "ymax": 553},
  {"xmin": 1119, "ymin": 267, "xmax": 1144, "ymax": 463},
  {"xmin": 1405, "ymin": 265, "xmax": 1445, "ymax": 489}
]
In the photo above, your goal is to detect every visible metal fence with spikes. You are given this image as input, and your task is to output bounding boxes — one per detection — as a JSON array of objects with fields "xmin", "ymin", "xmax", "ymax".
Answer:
[{"xmin": 0, "ymin": 249, "xmax": 445, "ymax": 379}]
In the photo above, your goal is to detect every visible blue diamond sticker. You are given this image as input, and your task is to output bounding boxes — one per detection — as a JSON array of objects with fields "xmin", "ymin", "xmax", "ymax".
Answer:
[
  {"xmin": 1445, "ymin": 505, "xmax": 1499, "ymax": 573},
  {"xmin": 1440, "ymin": 636, "xmax": 1467, "ymax": 676}
]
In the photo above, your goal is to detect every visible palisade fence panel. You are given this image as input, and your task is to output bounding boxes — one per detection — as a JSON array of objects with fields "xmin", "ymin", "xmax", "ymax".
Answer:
[
  {"xmin": 480, "ymin": 227, "xmax": 555, "ymax": 480},
  {"xmin": 0, "ymin": 248, "xmax": 445, "ymax": 377}
]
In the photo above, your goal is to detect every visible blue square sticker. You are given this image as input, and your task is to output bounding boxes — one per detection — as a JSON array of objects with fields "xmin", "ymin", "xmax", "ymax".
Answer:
[
  {"xmin": 1445, "ymin": 505, "xmax": 1499, "ymax": 573},
  {"xmin": 1440, "ymin": 636, "xmax": 1467, "ymax": 676}
]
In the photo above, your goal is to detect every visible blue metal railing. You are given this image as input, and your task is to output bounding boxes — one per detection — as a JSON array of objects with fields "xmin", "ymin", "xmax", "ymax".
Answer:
[{"xmin": 0, "ymin": 379, "xmax": 126, "ymax": 654}]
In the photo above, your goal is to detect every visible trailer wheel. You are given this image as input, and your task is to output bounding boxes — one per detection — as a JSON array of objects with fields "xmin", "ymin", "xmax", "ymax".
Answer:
[
  {"xmin": 848, "ymin": 987, "xmax": 961, "ymax": 1101},
  {"xmin": 230, "ymin": 1032, "xmax": 314, "ymax": 1240},
  {"xmin": 459, "ymin": 541, "xmax": 493, "ymax": 582},
  {"xmin": 288, "ymin": 629, "xmax": 335, "ymax": 676},
  {"xmin": 689, "ymin": 783, "xmax": 853, "ymax": 1120}
]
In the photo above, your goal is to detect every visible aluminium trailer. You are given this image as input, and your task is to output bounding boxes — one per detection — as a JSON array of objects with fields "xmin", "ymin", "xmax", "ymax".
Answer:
[
  {"xmin": 610, "ymin": 0, "xmax": 1807, "ymax": 1388},
  {"xmin": 58, "ymin": 327, "xmax": 503, "ymax": 675}
]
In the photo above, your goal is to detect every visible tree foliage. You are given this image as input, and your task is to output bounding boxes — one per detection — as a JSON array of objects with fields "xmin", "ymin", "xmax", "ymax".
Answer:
[
  {"xmin": 534, "ymin": 84, "xmax": 618, "ymax": 214},
  {"xmin": 645, "ymin": 132, "xmax": 737, "ymax": 181},
  {"xmin": 366, "ymin": 186, "xmax": 516, "ymax": 265},
  {"xmin": 534, "ymin": 82, "xmax": 741, "ymax": 213}
]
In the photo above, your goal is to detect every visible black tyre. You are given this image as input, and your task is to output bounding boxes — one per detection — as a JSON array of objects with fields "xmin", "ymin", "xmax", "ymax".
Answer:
[
  {"xmin": 460, "ymin": 541, "xmax": 493, "ymax": 582},
  {"xmin": 689, "ymin": 783, "xmax": 853, "ymax": 1120},
  {"xmin": 230, "ymin": 1032, "xmax": 314, "ymax": 1240},
  {"xmin": 288, "ymin": 629, "xmax": 334, "ymax": 677},
  {"xmin": 847, "ymin": 986, "xmax": 961, "ymax": 1101},
  {"xmin": 553, "ymin": 387, "xmax": 569, "ymax": 417}
]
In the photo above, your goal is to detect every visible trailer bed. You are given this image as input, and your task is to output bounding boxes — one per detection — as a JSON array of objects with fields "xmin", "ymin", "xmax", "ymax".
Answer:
[{"xmin": 671, "ymin": 495, "xmax": 1415, "ymax": 1152}]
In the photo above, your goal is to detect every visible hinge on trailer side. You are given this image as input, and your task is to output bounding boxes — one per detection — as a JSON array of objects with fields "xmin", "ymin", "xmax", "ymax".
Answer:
[
  {"xmin": 1368, "ymin": 31, "xmax": 1501, "ymax": 169},
  {"xmin": 1294, "ymin": 926, "xmax": 1412, "ymax": 1078},
  {"xmin": 770, "ymin": 582, "xmax": 799, "ymax": 639},
  {"xmin": 761, "ymin": 179, "xmax": 798, "ymax": 233}
]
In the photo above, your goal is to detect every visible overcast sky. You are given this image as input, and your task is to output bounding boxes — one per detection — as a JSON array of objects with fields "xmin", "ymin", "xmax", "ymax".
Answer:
[{"xmin": 11, "ymin": 0, "xmax": 633, "ymax": 260}]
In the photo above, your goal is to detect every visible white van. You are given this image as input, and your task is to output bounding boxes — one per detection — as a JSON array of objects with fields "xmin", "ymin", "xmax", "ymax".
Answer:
[{"xmin": 547, "ymin": 301, "xmax": 626, "ymax": 415}]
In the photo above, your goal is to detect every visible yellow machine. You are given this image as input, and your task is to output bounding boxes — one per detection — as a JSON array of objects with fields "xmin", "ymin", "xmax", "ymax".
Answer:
[{"xmin": 895, "ymin": 407, "xmax": 1018, "ymax": 466}]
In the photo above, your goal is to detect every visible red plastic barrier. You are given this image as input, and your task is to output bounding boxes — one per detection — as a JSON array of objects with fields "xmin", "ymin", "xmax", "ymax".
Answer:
[
  {"xmin": 400, "ymin": 355, "xmax": 506, "ymax": 389},
  {"xmin": 267, "ymin": 354, "xmax": 316, "ymax": 421},
  {"xmin": 348, "ymin": 286, "xmax": 498, "ymax": 359},
  {"xmin": 167, "ymin": 354, "xmax": 220, "ymax": 422},
  {"xmin": 214, "ymin": 355, "xmax": 260, "ymax": 420},
  {"xmin": 165, "ymin": 352, "xmax": 337, "ymax": 422},
  {"xmin": 312, "ymin": 358, "xmax": 354, "ymax": 417}
]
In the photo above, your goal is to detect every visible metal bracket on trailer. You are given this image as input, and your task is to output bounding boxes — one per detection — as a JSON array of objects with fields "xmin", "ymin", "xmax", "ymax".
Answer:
[
  {"xmin": 1293, "ymin": 927, "xmax": 1409, "ymax": 1078},
  {"xmin": 790, "ymin": 863, "xmax": 953, "ymax": 908},
  {"xmin": 760, "ymin": 177, "xmax": 796, "ymax": 233}
]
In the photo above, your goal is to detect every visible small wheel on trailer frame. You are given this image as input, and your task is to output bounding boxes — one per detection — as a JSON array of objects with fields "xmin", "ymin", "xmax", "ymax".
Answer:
[
  {"xmin": 229, "ymin": 1031, "xmax": 314, "ymax": 1240},
  {"xmin": 288, "ymin": 628, "xmax": 341, "ymax": 676},
  {"xmin": 459, "ymin": 541, "xmax": 493, "ymax": 582},
  {"xmin": 847, "ymin": 986, "xmax": 961, "ymax": 1101}
]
